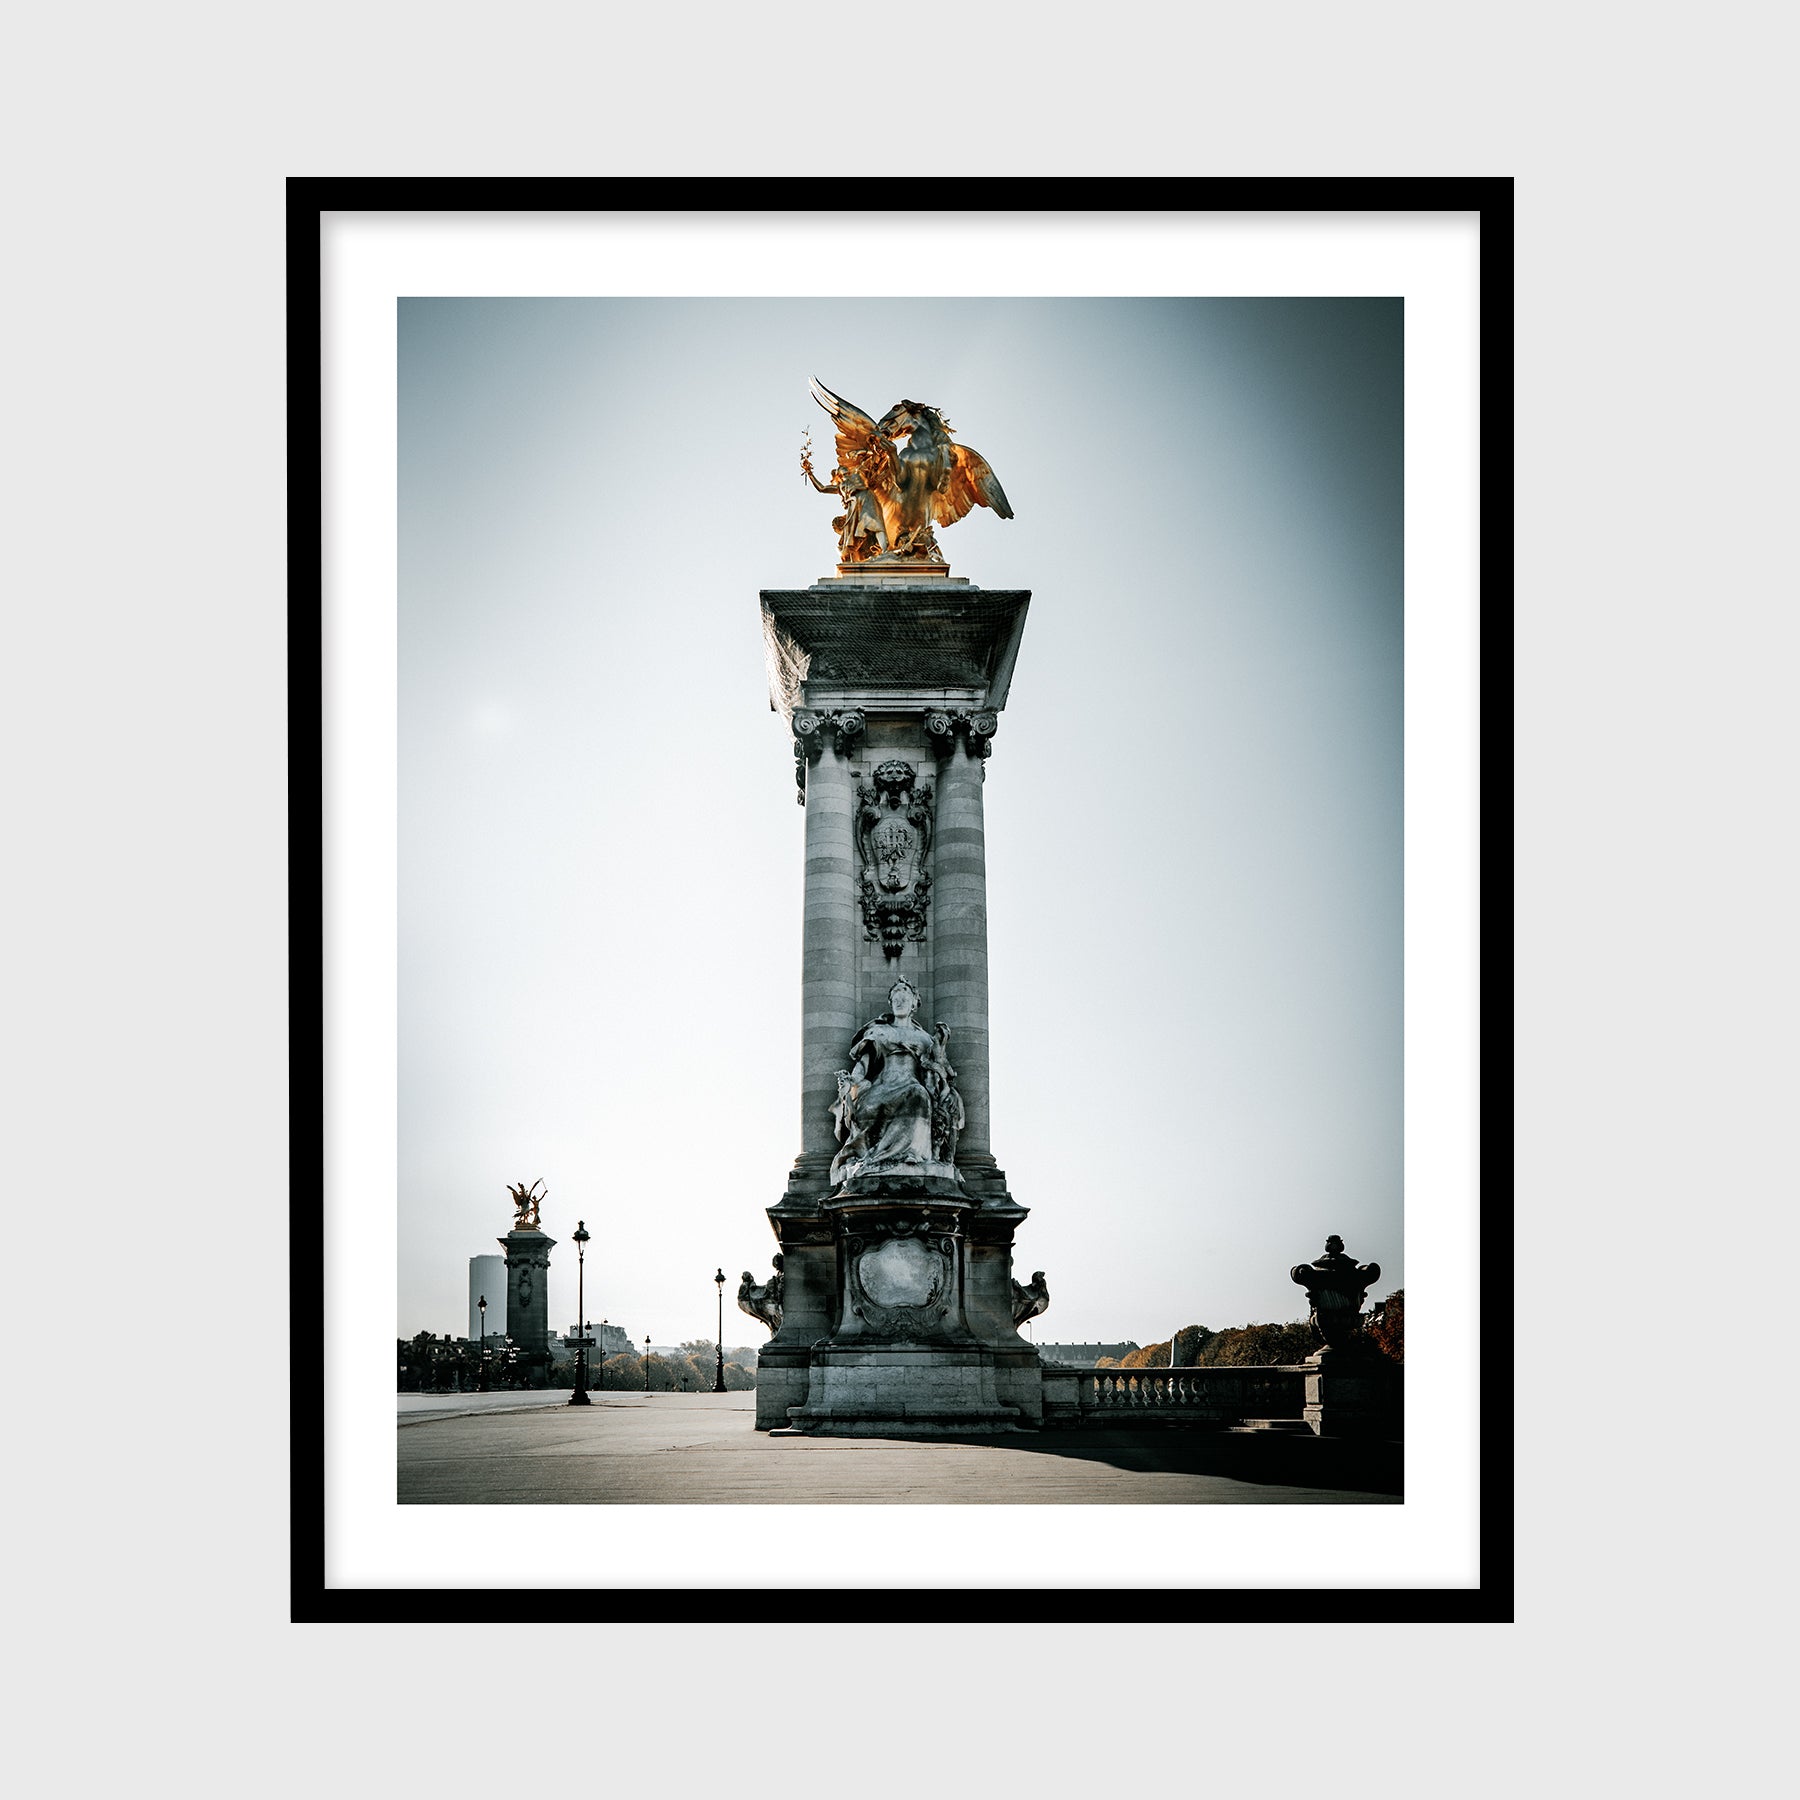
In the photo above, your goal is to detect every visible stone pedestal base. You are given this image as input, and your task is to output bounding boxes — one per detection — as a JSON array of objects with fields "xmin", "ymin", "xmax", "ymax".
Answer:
[
  {"xmin": 776, "ymin": 1347, "xmax": 1026, "ymax": 1435},
  {"xmin": 828, "ymin": 560, "xmax": 966, "ymax": 583},
  {"xmin": 753, "ymin": 1345, "xmax": 815, "ymax": 1431},
  {"xmin": 754, "ymin": 1184, "xmax": 1044, "ymax": 1435},
  {"xmin": 1303, "ymin": 1347, "xmax": 1401, "ymax": 1439}
]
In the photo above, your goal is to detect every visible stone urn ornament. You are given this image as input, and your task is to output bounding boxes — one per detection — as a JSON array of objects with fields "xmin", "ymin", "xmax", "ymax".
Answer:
[{"xmin": 1290, "ymin": 1235, "xmax": 1382, "ymax": 1353}]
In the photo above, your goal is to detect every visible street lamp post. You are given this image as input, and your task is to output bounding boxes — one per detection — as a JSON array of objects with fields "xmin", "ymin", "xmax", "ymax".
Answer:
[
  {"xmin": 569, "ymin": 1220, "xmax": 592, "ymax": 1406},
  {"xmin": 477, "ymin": 1294, "xmax": 489, "ymax": 1391},
  {"xmin": 644, "ymin": 1333, "xmax": 652, "ymax": 1393},
  {"xmin": 713, "ymin": 1269, "xmax": 728, "ymax": 1393}
]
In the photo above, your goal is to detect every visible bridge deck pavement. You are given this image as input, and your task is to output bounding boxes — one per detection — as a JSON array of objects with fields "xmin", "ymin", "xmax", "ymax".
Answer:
[{"xmin": 397, "ymin": 1391, "xmax": 1401, "ymax": 1504}]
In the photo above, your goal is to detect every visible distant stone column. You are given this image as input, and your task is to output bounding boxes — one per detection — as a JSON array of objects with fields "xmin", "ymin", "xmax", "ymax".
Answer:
[
  {"xmin": 791, "ymin": 708, "xmax": 863, "ymax": 1194},
  {"xmin": 499, "ymin": 1227, "xmax": 556, "ymax": 1385},
  {"xmin": 930, "ymin": 710, "xmax": 998, "ymax": 1187}
]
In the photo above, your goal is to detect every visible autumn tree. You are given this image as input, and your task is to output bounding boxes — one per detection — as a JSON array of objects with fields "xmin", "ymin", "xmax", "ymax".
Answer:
[
  {"xmin": 1366, "ymin": 1289, "xmax": 1404, "ymax": 1364},
  {"xmin": 1196, "ymin": 1321, "xmax": 1318, "ymax": 1366}
]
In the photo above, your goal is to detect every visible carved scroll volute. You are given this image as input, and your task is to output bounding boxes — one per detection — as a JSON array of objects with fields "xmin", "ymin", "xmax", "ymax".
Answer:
[
  {"xmin": 792, "ymin": 709, "xmax": 867, "ymax": 802},
  {"xmin": 925, "ymin": 710, "xmax": 998, "ymax": 761}
]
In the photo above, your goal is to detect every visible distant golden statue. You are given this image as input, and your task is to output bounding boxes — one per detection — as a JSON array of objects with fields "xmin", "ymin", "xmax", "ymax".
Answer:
[
  {"xmin": 506, "ymin": 1177, "xmax": 545, "ymax": 1230},
  {"xmin": 802, "ymin": 379, "xmax": 1013, "ymax": 565}
]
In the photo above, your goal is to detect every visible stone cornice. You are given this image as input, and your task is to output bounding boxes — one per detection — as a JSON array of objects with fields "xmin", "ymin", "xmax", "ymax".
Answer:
[{"xmin": 761, "ymin": 586, "xmax": 1031, "ymax": 712}]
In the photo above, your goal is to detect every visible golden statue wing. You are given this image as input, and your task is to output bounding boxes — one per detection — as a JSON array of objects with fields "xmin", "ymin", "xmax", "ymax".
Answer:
[
  {"xmin": 810, "ymin": 377, "xmax": 886, "ymax": 472},
  {"xmin": 933, "ymin": 440, "xmax": 1014, "ymax": 526}
]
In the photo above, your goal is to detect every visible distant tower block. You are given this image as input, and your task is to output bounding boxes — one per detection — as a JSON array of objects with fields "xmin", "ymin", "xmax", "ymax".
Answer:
[
  {"xmin": 755, "ymin": 574, "xmax": 1041, "ymax": 1435},
  {"xmin": 468, "ymin": 1254, "xmax": 505, "ymax": 1341}
]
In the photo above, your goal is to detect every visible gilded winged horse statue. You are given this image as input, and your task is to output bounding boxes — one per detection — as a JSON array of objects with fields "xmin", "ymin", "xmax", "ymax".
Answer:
[{"xmin": 802, "ymin": 378, "xmax": 1013, "ymax": 566}]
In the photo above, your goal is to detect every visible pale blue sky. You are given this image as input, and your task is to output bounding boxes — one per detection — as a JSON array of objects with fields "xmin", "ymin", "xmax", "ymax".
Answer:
[{"xmin": 398, "ymin": 297, "xmax": 1402, "ymax": 1347}]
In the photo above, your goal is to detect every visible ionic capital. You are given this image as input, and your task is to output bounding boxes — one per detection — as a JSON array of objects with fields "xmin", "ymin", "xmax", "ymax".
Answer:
[
  {"xmin": 791, "ymin": 708, "xmax": 867, "ymax": 802},
  {"xmin": 924, "ymin": 709, "xmax": 998, "ymax": 761}
]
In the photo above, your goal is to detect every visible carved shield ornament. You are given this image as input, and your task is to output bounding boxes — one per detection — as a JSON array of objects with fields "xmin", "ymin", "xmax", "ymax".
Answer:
[
  {"xmin": 855, "ymin": 760, "xmax": 935, "ymax": 957},
  {"xmin": 871, "ymin": 811, "xmax": 922, "ymax": 894}
]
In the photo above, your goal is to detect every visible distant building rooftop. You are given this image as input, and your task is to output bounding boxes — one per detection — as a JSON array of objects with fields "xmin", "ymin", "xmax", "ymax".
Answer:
[{"xmin": 1035, "ymin": 1342, "xmax": 1140, "ymax": 1367}]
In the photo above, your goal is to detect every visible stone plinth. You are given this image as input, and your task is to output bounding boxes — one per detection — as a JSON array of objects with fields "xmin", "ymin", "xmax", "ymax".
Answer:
[
  {"xmin": 1302, "ymin": 1346, "xmax": 1401, "ymax": 1439},
  {"xmin": 777, "ymin": 1347, "xmax": 1023, "ymax": 1436},
  {"xmin": 755, "ymin": 579, "xmax": 1041, "ymax": 1435}
]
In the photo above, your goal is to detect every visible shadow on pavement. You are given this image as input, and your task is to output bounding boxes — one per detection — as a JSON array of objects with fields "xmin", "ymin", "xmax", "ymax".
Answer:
[{"xmin": 922, "ymin": 1427, "xmax": 1403, "ymax": 1497}]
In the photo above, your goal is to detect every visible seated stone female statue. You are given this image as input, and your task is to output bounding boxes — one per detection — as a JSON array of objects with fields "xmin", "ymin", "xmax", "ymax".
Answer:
[{"xmin": 830, "ymin": 977, "xmax": 961, "ymax": 1185}]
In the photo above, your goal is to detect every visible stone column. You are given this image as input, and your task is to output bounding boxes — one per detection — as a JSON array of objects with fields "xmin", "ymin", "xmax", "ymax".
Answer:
[
  {"xmin": 930, "ymin": 711, "xmax": 1001, "ymax": 1195},
  {"xmin": 789, "ymin": 708, "xmax": 863, "ymax": 1198},
  {"xmin": 499, "ymin": 1228, "xmax": 555, "ymax": 1385}
]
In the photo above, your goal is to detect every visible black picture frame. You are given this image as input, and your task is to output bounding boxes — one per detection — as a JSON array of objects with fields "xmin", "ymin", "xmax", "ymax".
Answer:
[{"xmin": 290, "ymin": 176, "xmax": 1512, "ymax": 1625}]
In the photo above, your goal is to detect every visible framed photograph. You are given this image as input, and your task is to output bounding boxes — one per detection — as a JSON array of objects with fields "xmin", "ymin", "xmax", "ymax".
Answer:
[{"xmin": 294, "ymin": 177, "xmax": 1508, "ymax": 1621}]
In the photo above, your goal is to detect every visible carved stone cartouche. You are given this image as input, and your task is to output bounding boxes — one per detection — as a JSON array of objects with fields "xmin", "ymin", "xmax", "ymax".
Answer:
[
  {"xmin": 854, "ymin": 759, "xmax": 934, "ymax": 958},
  {"xmin": 839, "ymin": 1208, "xmax": 962, "ymax": 1340}
]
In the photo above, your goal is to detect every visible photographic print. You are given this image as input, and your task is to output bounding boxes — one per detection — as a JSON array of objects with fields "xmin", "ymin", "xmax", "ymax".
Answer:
[{"xmin": 296, "ymin": 183, "xmax": 1505, "ymax": 1617}]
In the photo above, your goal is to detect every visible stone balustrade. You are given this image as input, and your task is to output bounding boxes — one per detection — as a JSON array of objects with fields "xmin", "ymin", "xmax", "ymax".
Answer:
[{"xmin": 1040, "ymin": 1365, "xmax": 1309, "ymax": 1427}]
